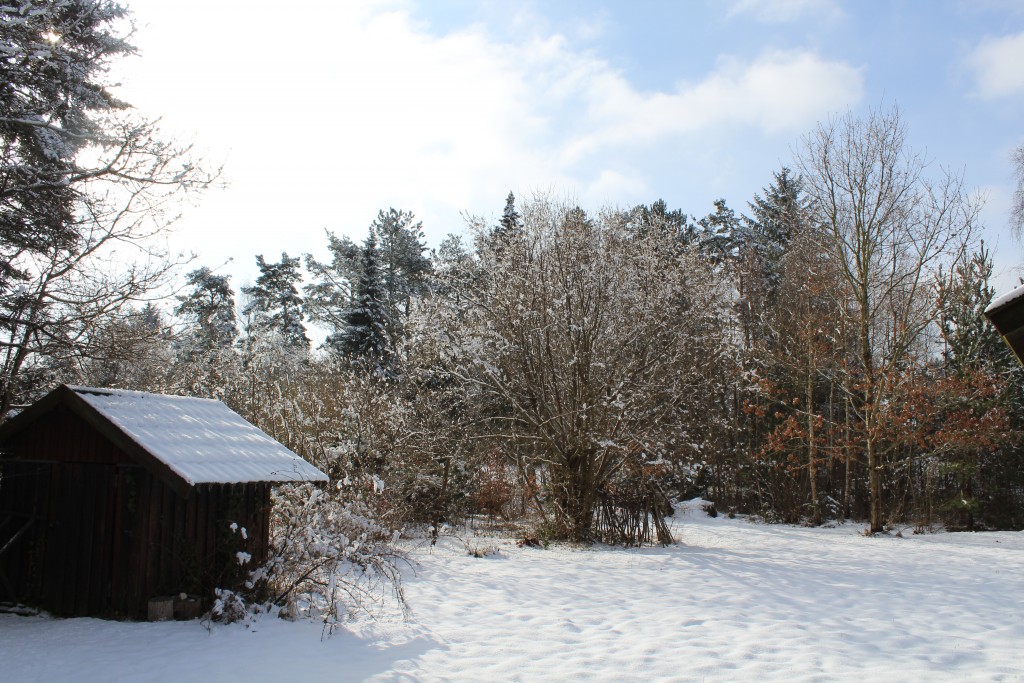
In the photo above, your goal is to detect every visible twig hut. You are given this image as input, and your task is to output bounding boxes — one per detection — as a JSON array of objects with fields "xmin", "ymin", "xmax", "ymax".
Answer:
[{"xmin": 0, "ymin": 385, "xmax": 327, "ymax": 619}]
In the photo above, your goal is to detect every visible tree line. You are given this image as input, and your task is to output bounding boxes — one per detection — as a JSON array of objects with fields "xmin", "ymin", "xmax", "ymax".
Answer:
[
  {"xmin": 4, "ymin": 2, "xmax": 1024, "ymax": 545},
  {"xmin": 17, "ymin": 120, "xmax": 1024, "ymax": 542}
]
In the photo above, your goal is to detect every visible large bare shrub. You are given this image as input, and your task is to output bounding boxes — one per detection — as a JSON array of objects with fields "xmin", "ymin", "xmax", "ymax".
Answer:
[{"xmin": 443, "ymin": 198, "xmax": 729, "ymax": 543}]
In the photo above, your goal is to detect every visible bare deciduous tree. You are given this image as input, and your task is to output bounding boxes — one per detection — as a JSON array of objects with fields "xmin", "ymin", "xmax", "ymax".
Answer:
[
  {"xmin": 798, "ymin": 105, "xmax": 981, "ymax": 533},
  {"xmin": 0, "ymin": 115, "xmax": 215, "ymax": 415},
  {"xmin": 447, "ymin": 198, "xmax": 729, "ymax": 542},
  {"xmin": 1011, "ymin": 144, "xmax": 1024, "ymax": 239}
]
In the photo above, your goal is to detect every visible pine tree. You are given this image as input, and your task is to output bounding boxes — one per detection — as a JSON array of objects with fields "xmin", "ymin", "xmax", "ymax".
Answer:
[
  {"xmin": 930, "ymin": 244, "xmax": 1024, "ymax": 529},
  {"xmin": 242, "ymin": 253, "xmax": 309, "ymax": 350},
  {"xmin": 306, "ymin": 209, "xmax": 429, "ymax": 355},
  {"xmin": 371, "ymin": 208, "xmax": 432, "ymax": 317},
  {"xmin": 736, "ymin": 168, "xmax": 811, "ymax": 358},
  {"xmin": 0, "ymin": 0, "xmax": 133, "ymax": 294},
  {"xmin": 175, "ymin": 267, "xmax": 238, "ymax": 353},
  {"xmin": 498, "ymin": 192, "xmax": 521, "ymax": 237},
  {"xmin": 0, "ymin": 0, "xmax": 215, "ymax": 416},
  {"xmin": 473, "ymin": 193, "xmax": 535, "ymax": 268},
  {"xmin": 304, "ymin": 231, "xmax": 363, "ymax": 335}
]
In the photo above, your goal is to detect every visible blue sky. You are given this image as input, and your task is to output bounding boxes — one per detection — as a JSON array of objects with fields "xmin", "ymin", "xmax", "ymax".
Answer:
[{"xmin": 114, "ymin": 0, "xmax": 1024, "ymax": 293}]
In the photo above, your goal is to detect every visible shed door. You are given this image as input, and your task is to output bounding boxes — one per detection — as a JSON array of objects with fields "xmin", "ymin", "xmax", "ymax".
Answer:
[
  {"xmin": 41, "ymin": 462, "xmax": 130, "ymax": 617},
  {"xmin": 0, "ymin": 460, "xmax": 51, "ymax": 603}
]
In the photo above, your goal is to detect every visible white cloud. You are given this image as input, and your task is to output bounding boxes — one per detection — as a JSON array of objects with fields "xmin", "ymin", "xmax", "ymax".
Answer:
[
  {"xmin": 584, "ymin": 169, "xmax": 652, "ymax": 204},
  {"xmin": 561, "ymin": 50, "xmax": 864, "ymax": 163},
  {"xmin": 110, "ymin": 0, "xmax": 862, "ymax": 284},
  {"xmin": 727, "ymin": 0, "xmax": 844, "ymax": 24},
  {"xmin": 968, "ymin": 32, "xmax": 1024, "ymax": 99}
]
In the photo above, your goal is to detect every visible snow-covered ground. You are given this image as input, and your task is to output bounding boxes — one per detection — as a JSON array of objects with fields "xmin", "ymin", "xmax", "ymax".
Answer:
[{"xmin": 3, "ymin": 502, "xmax": 1023, "ymax": 682}]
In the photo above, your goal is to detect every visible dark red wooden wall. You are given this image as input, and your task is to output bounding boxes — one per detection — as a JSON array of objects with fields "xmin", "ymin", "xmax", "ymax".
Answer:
[{"xmin": 0, "ymin": 405, "xmax": 271, "ymax": 619}]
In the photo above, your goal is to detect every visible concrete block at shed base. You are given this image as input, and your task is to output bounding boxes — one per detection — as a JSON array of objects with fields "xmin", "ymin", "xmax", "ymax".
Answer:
[{"xmin": 148, "ymin": 596, "xmax": 174, "ymax": 621}]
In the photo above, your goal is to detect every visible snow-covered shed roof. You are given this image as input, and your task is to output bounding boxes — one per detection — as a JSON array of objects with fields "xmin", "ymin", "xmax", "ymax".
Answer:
[
  {"xmin": 985, "ymin": 284, "xmax": 1024, "ymax": 318},
  {"xmin": 984, "ymin": 285, "xmax": 1024, "ymax": 366},
  {"xmin": 0, "ymin": 385, "xmax": 327, "ymax": 490}
]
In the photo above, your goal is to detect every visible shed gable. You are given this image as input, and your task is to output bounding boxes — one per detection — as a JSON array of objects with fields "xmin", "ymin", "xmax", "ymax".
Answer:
[{"xmin": 2, "ymin": 404, "xmax": 133, "ymax": 466}]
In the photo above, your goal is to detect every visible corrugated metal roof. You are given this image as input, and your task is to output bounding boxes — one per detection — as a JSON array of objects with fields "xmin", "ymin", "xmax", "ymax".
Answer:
[{"xmin": 69, "ymin": 386, "xmax": 328, "ymax": 485}]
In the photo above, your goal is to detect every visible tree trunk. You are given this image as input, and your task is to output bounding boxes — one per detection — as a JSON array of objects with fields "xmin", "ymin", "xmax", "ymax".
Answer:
[
  {"xmin": 861, "ymin": 299, "xmax": 884, "ymax": 534},
  {"xmin": 807, "ymin": 352, "xmax": 820, "ymax": 526},
  {"xmin": 842, "ymin": 393, "xmax": 851, "ymax": 522},
  {"xmin": 866, "ymin": 411, "xmax": 883, "ymax": 533},
  {"xmin": 551, "ymin": 452, "xmax": 597, "ymax": 542}
]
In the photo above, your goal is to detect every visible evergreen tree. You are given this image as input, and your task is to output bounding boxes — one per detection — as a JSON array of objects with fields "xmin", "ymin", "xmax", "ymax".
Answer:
[
  {"xmin": 629, "ymin": 199, "xmax": 695, "ymax": 245},
  {"xmin": 484, "ymin": 192, "xmax": 524, "ymax": 258},
  {"xmin": 306, "ymin": 209, "xmax": 429, "ymax": 356},
  {"xmin": 175, "ymin": 266, "xmax": 238, "ymax": 352},
  {"xmin": 746, "ymin": 167, "xmax": 806, "ymax": 298},
  {"xmin": 242, "ymin": 253, "xmax": 309, "ymax": 350},
  {"xmin": 333, "ymin": 233, "xmax": 391, "ymax": 368},
  {"xmin": 498, "ymin": 192, "xmax": 521, "ymax": 238},
  {"xmin": 0, "ymin": 0, "xmax": 215, "ymax": 416},
  {"xmin": 698, "ymin": 199, "xmax": 741, "ymax": 262},
  {"xmin": 371, "ymin": 208, "xmax": 432, "ymax": 317},
  {"xmin": 0, "ymin": 0, "xmax": 133, "ymax": 295},
  {"xmin": 304, "ymin": 230, "xmax": 363, "ymax": 334},
  {"xmin": 930, "ymin": 244, "xmax": 1024, "ymax": 529},
  {"xmin": 737, "ymin": 168, "xmax": 811, "ymax": 358},
  {"xmin": 937, "ymin": 244, "xmax": 1009, "ymax": 375}
]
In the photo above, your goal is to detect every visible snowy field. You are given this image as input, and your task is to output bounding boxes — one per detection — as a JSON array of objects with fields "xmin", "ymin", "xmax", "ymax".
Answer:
[{"xmin": 2, "ymin": 502, "xmax": 1023, "ymax": 682}]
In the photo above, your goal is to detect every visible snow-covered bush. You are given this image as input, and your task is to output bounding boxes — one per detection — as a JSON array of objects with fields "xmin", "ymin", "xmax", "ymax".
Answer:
[
  {"xmin": 208, "ymin": 587, "xmax": 248, "ymax": 625},
  {"xmin": 212, "ymin": 324, "xmax": 480, "ymax": 534},
  {"xmin": 263, "ymin": 483, "xmax": 406, "ymax": 628},
  {"xmin": 433, "ymin": 198, "xmax": 731, "ymax": 543},
  {"xmin": 208, "ymin": 483, "xmax": 406, "ymax": 630}
]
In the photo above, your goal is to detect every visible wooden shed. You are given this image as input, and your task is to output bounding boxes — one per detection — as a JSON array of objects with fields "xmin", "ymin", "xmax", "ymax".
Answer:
[
  {"xmin": 0, "ymin": 385, "xmax": 327, "ymax": 619},
  {"xmin": 985, "ymin": 285, "xmax": 1024, "ymax": 365}
]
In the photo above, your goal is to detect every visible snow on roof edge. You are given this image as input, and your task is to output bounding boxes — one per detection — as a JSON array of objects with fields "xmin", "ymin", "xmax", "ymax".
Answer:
[
  {"xmin": 985, "ymin": 285, "xmax": 1024, "ymax": 315},
  {"xmin": 67, "ymin": 385, "xmax": 221, "ymax": 404}
]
